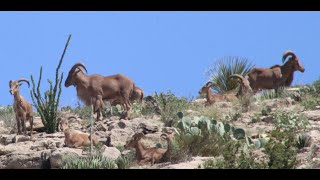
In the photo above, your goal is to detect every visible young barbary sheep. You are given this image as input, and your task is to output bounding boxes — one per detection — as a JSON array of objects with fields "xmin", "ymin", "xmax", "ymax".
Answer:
[
  {"xmin": 228, "ymin": 74, "xmax": 253, "ymax": 97},
  {"xmin": 124, "ymin": 132, "xmax": 171, "ymax": 166},
  {"xmin": 9, "ymin": 78, "xmax": 33, "ymax": 137},
  {"xmin": 198, "ymin": 82, "xmax": 237, "ymax": 106},
  {"xmin": 59, "ymin": 116, "xmax": 99, "ymax": 149},
  {"xmin": 245, "ymin": 50, "xmax": 305, "ymax": 93},
  {"xmin": 65, "ymin": 63, "xmax": 136, "ymax": 120}
]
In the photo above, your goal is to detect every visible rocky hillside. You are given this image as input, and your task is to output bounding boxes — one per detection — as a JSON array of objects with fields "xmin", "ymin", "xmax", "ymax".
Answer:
[{"xmin": 1, "ymin": 88, "xmax": 320, "ymax": 169}]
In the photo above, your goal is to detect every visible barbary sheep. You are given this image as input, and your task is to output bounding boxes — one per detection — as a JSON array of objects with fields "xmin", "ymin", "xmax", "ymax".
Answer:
[
  {"xmin": 9, "ymin": 78, "xmax": 34, "ymax": 138},
  {"xmin": 65, "ymin": 63, "xmax": 136, "ymax": 120},
  {"xmin": 198, "ymin": 82, "xmax": 237, "ymax": 106}
]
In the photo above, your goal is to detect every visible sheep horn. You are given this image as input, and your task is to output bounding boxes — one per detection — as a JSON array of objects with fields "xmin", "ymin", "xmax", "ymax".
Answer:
[
  {"xmin": 71, "ymin": 63, "xmax": 88, "ymax": 74},
  {"xmin": 282, "ymin": 50, "xmax": 296, "ymax": 63},
  {"xmin": 160, "ymin": 134, "xmax": 168, "ymax": 139},
  {"xmin": 67, "ymin": 116, "xmax": 77, "ymax": 121},
  {"xmin": 228, "ymin": 74, "xmax": 245, "ymax": 83},
  {"xmin": 17, "ymin": 78, "xmax": 30, "ymax": 88},
  {"xmin": 206, "ymin": 82, "xmax": 213, "ymax": 87}
]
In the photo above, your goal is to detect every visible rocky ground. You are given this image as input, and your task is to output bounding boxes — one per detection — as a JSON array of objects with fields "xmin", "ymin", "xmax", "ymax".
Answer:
[{"xmin": 1, "ymin": 96, "xmax": 320, "ymax": 169}]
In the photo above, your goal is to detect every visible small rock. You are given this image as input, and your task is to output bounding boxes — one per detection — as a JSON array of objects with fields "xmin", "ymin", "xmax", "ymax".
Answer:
[
  {"xmin": 13, "ymin": 135, "xmax": 31, "ymax": 143},
  {"xmin": 49, "ymin": 148, "xmax": 84, "ymax": 169},
  {"xmin": 261, "ymin": 115, "xmax": 273, "ymax": 123},
  {"xmin": 0, "ymin": 135, "xmax": 15, "ymax": 145},
  {"xmin": 102, "ymin": 146, "xmax": 121, "ymax": 160},
  {"xmin": 118, "ymin": 120, "xmax": 131, "ymax": 129},
  {"xmin": 96, "ymin": 122, "xmax": 108, "ymax": 132},
  {"xmin": 304, "ymin": 110, "xmax": 320, "ymax": 121}
]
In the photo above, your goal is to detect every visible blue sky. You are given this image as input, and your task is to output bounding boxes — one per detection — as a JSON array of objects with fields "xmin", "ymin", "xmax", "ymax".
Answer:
[{"xmin": 1, "ymin": 11, "xmax": 320, "ymax": 107}]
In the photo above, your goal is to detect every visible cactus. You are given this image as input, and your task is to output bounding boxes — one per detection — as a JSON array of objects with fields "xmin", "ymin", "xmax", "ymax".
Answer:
[
  {"xmin": 177, "ymin": 112, "xmax": 184, "ymax": 119},
  {"xmin": 224, "ymin": 123, "xmax": 231, "ymax": 133},
  {"xmin": 254, "ymin": 139, "xmax": 262, "ymax": 149},
  {"xmin": 30, "ymin": 35, "xmax": 71, "ymax": 133},
  {"xmin": 233, "ymin": 128, "xmax": 245, "ymax": 140},
  {"xmin": 216, "ymin": 122, "xmax": 225, "ymax": 136},
  {"xmin": 190, "ymin": 127, "xmax": 201, "ymax": 136}
]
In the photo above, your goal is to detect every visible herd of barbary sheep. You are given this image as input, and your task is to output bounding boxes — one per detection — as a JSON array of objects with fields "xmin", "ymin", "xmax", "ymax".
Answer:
[{"xmin": 8, "ymin": 50, "xmax": 305, "ymax": 165}]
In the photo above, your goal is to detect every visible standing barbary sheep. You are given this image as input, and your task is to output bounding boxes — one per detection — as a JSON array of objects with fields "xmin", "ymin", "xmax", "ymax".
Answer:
[
  {"xmin": 58, "ymin": 116, "xmax": 99, "ymax": 149},
  {"xmin": 124, "ymin": 132, "xmax": 171, "ymax": 165},
  {"xmin": 9, "ymin": 78, "xmax": 33, "ymax": 137},
  {"xmin": 228, "ymin": 74, "xmax": 253, "ymax": 97},
  {"xmin": 65, "ymin": 63, "xmax": 136, "ymax": 120},
  {"xmin": 245, "ymin": 50, "xmax": 305, "ymax": 93},
  {"xmin": 198, "ymin": 82, "xmax": 237, "ymax": 106}
]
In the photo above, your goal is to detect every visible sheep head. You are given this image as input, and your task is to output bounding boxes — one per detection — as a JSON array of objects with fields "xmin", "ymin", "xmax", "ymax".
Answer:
[
  {"xmin": 65, "ymin": 63, "xmax": 88, "ymax": 87},
  {"xmin": 58, "ymin": 116, "xmax": 77, "ymax": 131},
  {"xmin": 199, "ymin": 82, "xmax": 214, "ymax": 95},
  {"xmin": 124, "ymin": 132, "xmax": 145, "ymax": 149},
  {"xmin": 282, "ymin": 50, "xmax": 305, "ymax": 73},
  {"xmin": 9, "ymin": 78, "xmax": 30, "ymax": 95},
  {"xmin": 228, "ymin": 74, "xmax": 251, "ymax": 91}
]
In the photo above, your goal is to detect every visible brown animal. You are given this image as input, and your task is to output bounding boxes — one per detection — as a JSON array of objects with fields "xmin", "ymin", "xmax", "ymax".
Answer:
[
  {"xmin": 65, "ymin": 63, "xmax": 136, "ymax": 120},
  {"xmin": 124, "ymin": 132, "xmax": 171, "ymax": 165},
  {"xmin": 198, "ymin": 82, "xmax": 237, "ymax": 106},
  {"xmin": 59, "ymin": 116, "xmax": 99, "ymax": 148},
  {"xmin": 228, "ymin": 74, "xmax": 253, "ymax": 97},
  {"xmin": 9, "ymin": 78, "xmax": 33, "ymax": 137},
  {"xmin": 109, "ymin": 86, "xmax": 144, "ymax": 106},
  {"xmin": 245, "ymin": 50, "xmax": 305, "ymax": 93}
]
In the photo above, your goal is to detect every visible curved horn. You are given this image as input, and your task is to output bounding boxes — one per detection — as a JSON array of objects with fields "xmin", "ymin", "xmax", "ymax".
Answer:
[
  {"xmin": 228, "ymin": 74, "xmax": 245, "ymax": 83},
  {"xmin": 70, "ymin": 63, "xmax": 88, "ymax": 74},
  {"xmin": 9, "ymin": 80, "xmax": 13, "ymax": 87},
  {"xmin": 160, "ymin": 134, "xmax": 168, "ymax": 139},
  {"xmin": 67, "ymin": 116, "xmax": 77, "ymax": 121},
  {"xmin": 17, "ymin": 78, "xmax": 30, "ymax": 88},
  {"xmin": 282, "ymin": 50, "xmax": 296, "ymax": 63},
  {"xmin": 205, "ymin": 82, "xmax": 213, "ymax": 87}
]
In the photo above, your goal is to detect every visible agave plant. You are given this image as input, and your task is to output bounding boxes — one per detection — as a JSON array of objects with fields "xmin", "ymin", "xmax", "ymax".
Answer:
[
  {"xmin": 296, "ymin": 133, "xmax": 312, "ymax": 149},
  {"xmin": 205, "ymin": 56, "xmax": 254, "ymax": 93}
]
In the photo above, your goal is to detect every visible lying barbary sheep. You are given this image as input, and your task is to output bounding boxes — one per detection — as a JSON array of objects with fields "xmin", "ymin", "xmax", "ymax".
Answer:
[
  {"xmin": 124, "ymin": 132, "xmax": 173, "ymax": 165},
  {"xmin": 59, "ymin": 116, "xmax": 99, "ymax": 148},
  {"xmin": 198, "ymin": 82, "xmax": 237, "ymax": 106}
]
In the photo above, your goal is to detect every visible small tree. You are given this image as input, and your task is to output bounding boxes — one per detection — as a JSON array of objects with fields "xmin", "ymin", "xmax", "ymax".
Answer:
[
  {"xmin": 205, "ymin": 56, "xmax": 254, "ymax": 93},
  {"xmin": 30, "ymin": 35, "xmax": 71, "ymax": 133}
]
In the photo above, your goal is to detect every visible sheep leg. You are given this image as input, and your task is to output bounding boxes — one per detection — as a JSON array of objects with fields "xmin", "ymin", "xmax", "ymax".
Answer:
[
  {"xmin": 16, "ymin": 115, "xmax": 22, "ymax": 135},
  {"xmin": 21, "ymin": 114, "xmax": 27, "ymax": 136},
  {"xmin": 28, "ymin": 116, "xmax": 34, "ymax": 138}
]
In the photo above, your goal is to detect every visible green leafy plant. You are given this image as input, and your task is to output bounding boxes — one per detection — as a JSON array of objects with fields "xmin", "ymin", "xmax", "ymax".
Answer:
[
  {"xmin": 296, "ymin": 133, "xmax": 312, "ymax": 149},
  {"xmin": 205, "ymin": 56, "xmax": 254, "ymax": 93},
  {"xmin": 30, "ymin": 35, "xmax": 71, "ymax": 133},
  {"xmin": 272, "ymin": 110, "xmax": 309, "ymax": 132},
  {"xmin": 0, "ymin": 105, "xmax": 15, "ymax": 128},
  {"xmin": 153, "ymin": 90, "xmax": 189, "ymax": 127}
]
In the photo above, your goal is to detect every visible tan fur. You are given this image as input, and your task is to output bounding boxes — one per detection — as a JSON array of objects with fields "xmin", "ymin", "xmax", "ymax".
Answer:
[
  {"xmin": 124, "ymin": 133, "xmax": 172, "ymax": 166},
  {"xmin": 228, "ymin": 74, "xmax": 253, "ymax": 97},
  {"xmin": 246, "ymin": 50, "xmax": 305, "ymax": 93},
  {"xmin": 59, "ymin": 117, "xmax": 99, "ymax": 149},
  {"xmin": 65, "ymin": 63, "xmax": 136, "ymax": 120},
  {"xmin": 198, "ymin": 82, "xmax": 237, "ymax": 106},
  {"xmin": 9, "ymin": 79, "xmax": 33, "ymax": 138}
]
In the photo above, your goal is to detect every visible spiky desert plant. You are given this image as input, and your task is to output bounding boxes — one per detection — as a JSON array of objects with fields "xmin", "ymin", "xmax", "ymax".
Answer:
[
  {"xmin": 205, "ymin": 56, "xmax": 254, "ymax": 93},
  {"xmin": 30, "ymin": 35, "xmax": 71, "ymax": 133}
]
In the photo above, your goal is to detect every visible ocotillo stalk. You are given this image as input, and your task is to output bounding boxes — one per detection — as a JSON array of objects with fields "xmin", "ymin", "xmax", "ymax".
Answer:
[{"xmin": 90, "ymin": 98, "xmax": 93, "ymax": 155}]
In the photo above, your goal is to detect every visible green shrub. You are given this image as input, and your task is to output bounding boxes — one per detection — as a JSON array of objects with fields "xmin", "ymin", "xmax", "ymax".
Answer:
[
  {"xmin": 153, "ymin": 90, "xmax": 189, "ymax": 127},
  {"xmin": 272, "ymin": 110, "xmax": 309, "ymax": 132},
  {"xmin": 0, "ymin": 105, "xmax": 15, "ymax": 128}
]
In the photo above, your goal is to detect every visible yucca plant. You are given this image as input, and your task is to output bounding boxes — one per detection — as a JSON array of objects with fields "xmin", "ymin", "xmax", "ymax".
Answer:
[
  {"xmin": 205, "ymin": 56, "xmax": 254, "ymax": 93},
  {"xmin": 296, "ymin": 133, "xmax": 312, "ymax": 149}
]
